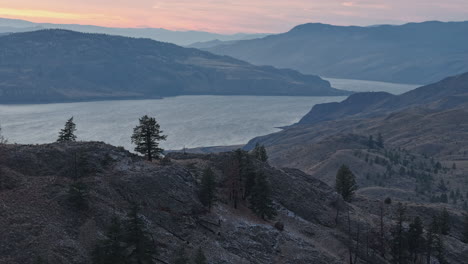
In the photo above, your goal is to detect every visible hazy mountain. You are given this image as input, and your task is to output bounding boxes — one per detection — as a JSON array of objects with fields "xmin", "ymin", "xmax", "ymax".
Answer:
[
  {"xmin": 205, "ymin": 21, "xmax": 468, "ymax": 84},
  {"xmin": 0, "ymin": 17, "xmax": 268, "ymax": 46},
  {"xmin": 298, "ymin": 72, "xmax": 468, "ymax": 124},
  {"xmin": 0, "ymin": 30, "xmax": 347, "ymax": 103}
]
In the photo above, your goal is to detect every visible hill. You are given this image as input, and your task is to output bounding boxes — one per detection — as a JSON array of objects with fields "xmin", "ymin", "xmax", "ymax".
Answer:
[
  {"xmin": 1, "ymin": 142, "xmax": 467, "ymax": 263},
  {"xmin": 298, "ymin": 72, "xmax": 468, "ymax": 124},
  {"xmin": 0, "ymin": 17, "xmax": 269, "ymax": 46},
  {"xmin": 245, "ymin": 72, "xmax": 468, "ymax": 216},
  {"xmin": 205, "ymin": 21, "xmax": 468, "ymax": 84},
  {"xmin": 0, "ymin": 30, "xmax": 346, "ymax": 103}
]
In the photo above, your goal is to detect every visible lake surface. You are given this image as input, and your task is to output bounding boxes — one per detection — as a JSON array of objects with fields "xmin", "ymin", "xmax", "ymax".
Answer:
[
  {"xmin": 0, "ymin": 78, "xmax": 419, "ymax": 151},
  {"xmin": 324, "ymin": 78, "xmax": 420, "ymax": 95}
]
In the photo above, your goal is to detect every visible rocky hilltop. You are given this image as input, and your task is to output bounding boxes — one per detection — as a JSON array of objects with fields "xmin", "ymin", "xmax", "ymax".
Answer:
[
  {"xmin": 0, "ymin": 30, "xmax": 347, "ymax": 104},
  {"xmin": 1, "ymin": 142, "xmax": 466, "ymax": 263}
]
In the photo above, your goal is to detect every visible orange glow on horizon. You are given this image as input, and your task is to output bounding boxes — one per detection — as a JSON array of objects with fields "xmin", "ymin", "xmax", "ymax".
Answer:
[{"xmin": 0, "ymin": 1, "xmax": 467, "ymax": 33}]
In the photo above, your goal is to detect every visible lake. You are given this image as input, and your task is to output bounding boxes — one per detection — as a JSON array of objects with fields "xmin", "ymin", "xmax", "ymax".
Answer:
[{"xmin": 0, "ymin": 79, "xmax": 420, "ymax": 151}]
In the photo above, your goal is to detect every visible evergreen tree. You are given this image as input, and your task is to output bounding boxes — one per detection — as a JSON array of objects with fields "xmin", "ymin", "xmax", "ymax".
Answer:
[
  {"xmin": 335, "ymin": 165, "xmax": 357, "ymax": 202},
  {"xmin": 249, "ymin": 172, "xmax": 276, "ymax": 220},
  {"xmin": 252, "ymin": 143, "xmax": 268, "ymax": 162},
  {"xmin": 425, "ymin": 217, "xmax": 437, "ymax": 264},
  {"xmin": 92, "ymin": 217, "xmax": 126, "ymax": 264},
  {"xmin": 67, "ymin": 181, "xmax": 89, "ymax": 210},
  {"xmin": 123, "ymin": 204, "xmax": 156, "ymax": 264},
  {"xmin": 462, "ymin": 214, "xmax": 468, "ymax": 244},
  {"xmin": 57, "ymin": 117, "xmax": 77, "ymax": 142},
  {"xmin": 407, "ymin": 217, "xmax": 425, "ymax": 263},
  {"xmin": 194, "ymin": 248, "xmax": 207, "ymax": 264},
  {"xmin": 439, "ymin": 208, "xmax": 450, "ymax": 235},
  {"xmin": 199, "ymin": 167, "xmax": 216, "ymax": 210},
  {"xmin": 131, "ymin": 115, "xmax": 167, "ymax": 161},
  {"xmin": 377, "ymin": 133, "xmax": 384, "ymax": 148},
  {"xmin": 0, "ymin": 124, "xmax": 7, "ymax": 144},
  {"xmin": 426, "ymin": 216, "xmax": 447, "ymax": 264},
  {"xmin": 391, "ymin": 203, "xmax": 408, "ymax": 263},
  {"xmin": 368, "ymin": 135, "xmax": 375, "ymax": 149}
]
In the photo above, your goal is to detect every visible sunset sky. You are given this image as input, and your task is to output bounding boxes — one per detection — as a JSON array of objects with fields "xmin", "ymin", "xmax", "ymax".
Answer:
[{"xmin": 1, "ymin": 0, "xmax": 467, "ymax": 33}]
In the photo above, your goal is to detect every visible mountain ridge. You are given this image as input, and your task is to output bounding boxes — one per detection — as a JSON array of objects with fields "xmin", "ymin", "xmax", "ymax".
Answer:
[
  {"xmin": 0, "ymin": 29, "xmax": 347, "ymax": 104},
  {"xmin": 205, "ymin": 21, "xmax": 468, "ymax": 84}
]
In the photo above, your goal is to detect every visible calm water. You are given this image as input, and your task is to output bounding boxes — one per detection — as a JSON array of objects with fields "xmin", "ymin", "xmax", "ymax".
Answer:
[{"xmin": 0, "ymin": 79, "xmax": 419, "ymax": 151}]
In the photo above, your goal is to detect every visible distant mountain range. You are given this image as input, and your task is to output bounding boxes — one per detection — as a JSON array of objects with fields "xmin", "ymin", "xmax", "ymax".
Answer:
[
  {"xmin": 205, "ymin": 21, "xmax": 468, "ymax": 84},
  {"xmin": 0, "ymin": 17, "xmax": 269, "ymax": 46},
  {"xmin": 299, "ymin": 72, "xmax": 468, "ymax": 124},
  {"xmin": 0, "ymin": 30, "xmax": 347, "ymax": 103}
]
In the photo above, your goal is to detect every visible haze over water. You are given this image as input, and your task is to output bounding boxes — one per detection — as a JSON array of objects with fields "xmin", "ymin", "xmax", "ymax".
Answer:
[{"xmin": 0, "ymin": 79, "xmax": 419, "ymax": 151}]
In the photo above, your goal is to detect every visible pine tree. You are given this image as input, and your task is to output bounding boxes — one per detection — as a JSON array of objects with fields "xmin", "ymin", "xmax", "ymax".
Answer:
[
  {"xmin": 391, "ymin": 203, "xmax": 408, "ymax": 263},
  {"xmin": 131, "ymin": 115, "xmax": 167, "ymax": 161},
  {"xmin": 407, "ymin": 217, "xmax": 425, "ymax": 263},
  {"xmin": 0, "ymin": 124, "xmax": 7, "ymax": 144},
  {"xmin": 57, "ymin": 117, "xmax": 77, "ymax": 142},
  {"xmin": 368, "ymin": 135, "xmax": 374, "ymax": 149},
  {"xmin": 335, "ymin": 165, "xmax": 357, "ymax": 202},
  {"xmin": 425, "ymin": 217, "xmax": 438, "ymax": 264},
  {"xmin": 439, "ymin": 208, "xmax": 450, "ymax": 235},
  {"xmin": 199, "ymin": 167, "xmax": 216, "ymax": 210},
  {"xmin": 462, "ymin": 214, "xmax": 468, "ymax": 244},
  {"xmin": 92, "ymin": 217, "xmax": 126, "ymax": 264},
  {"xmin": 249, "ymin": 172, "xmax": 276, "ymax": 220},
  {"xmin": 194, "ymin": 248, "xmax": 207, "ymax": 264},
  {"xmin": 377, "ymin": 133, "xmax": 384, "ymax": 148},
  {"xmin": 123, "ymin": 204, "xmax": 156, "ymax": 264},
  {"xmin": 252, "ymin": 143, "xmax": 268, "ymax": 162}
]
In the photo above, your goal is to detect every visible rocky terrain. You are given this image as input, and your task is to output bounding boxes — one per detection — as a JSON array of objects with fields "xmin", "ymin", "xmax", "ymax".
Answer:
[
  {"xmin": 205, "ymin": 21, "xmax": 468, "ymax": 84},
  {"xmin": 0, "ymin": 30, "xmax": 347, "ymax": 104},
  {"xmin": 244, "ymin": 72, "xmax": 468, "ymax": 221},
  {"xmin": 1, "ymin": 142, "xmax": 466, "ymax": 263}
]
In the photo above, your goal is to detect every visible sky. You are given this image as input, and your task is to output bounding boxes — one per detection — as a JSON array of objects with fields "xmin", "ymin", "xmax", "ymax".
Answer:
[{"xmin": 0, "ymin": 0, "xmax": 467, "ymax": 33}]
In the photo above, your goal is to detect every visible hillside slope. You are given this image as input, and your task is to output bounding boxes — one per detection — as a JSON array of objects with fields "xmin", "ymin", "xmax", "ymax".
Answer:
[
  {"xmin": 0, "ymin": 30, "xmax": 346, "ymax": 103},
  {"xmin": 1, "ymin": 142, "xmax": 467, "ymax": 263},
  {"xmin": 299, "ymin": 72, "xmax": 468, "ymax": 125},
  {"xmin": 206, "ymin": 21, "xmax": 468, "ymax": 84}
]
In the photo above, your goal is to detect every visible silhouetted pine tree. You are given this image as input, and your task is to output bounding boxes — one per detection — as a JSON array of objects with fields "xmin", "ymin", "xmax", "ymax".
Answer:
[
  {"xmin": 376, "ymin": 133, "xmax": 384, "ymax": 148},
  {"xmin": 368, "ymin": 135, "xmax": 374, "ymax": 149},
  {"xmin": 199, "ymin": 167, "xmax": 216, "ymax": 210},
  {"xmin": 462, "ymin": 214, "xmax": 468, "ymax": 244},
  {"xmin": 253, "ymin": 143, "xmax": 268, "ymax": 162},
  {"xmin": 249, "ymin": 172, "xmax": 276, "ymax": 220},
  {"xmin": 390, "ymin": 203, "xmax": 408, "ymax": 263},
  {"xmin": 92, "ymin": 217, "xmax": 126, "ymax": 264},
  {"xmin": 57, "ymin": 117, "xmax": 77, "ymax": 142},
  {"xmin": 131, "ymin": 115, "xmax": 167, "ymax": 161},
  {"xmin": 407, "ymin": 217, "xmax": 425, "ymax": 263},
  {"xmin": 0, "ymin": 124, "xmax": 7, "ymax": 144},
  {"xmin": 439, "ymin": 208, "xmax": 450, "ymax": 235},
  {"xmin": 194, "ymin": 248, "xmax": 207, "ymax": 264},
  {"xmin": 123, "ymin": 204, "xmax": 156, "ymax": 264},
  {"xmin": 335, "ymin": 165, "xmax": 357, "ymax": 202}
]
